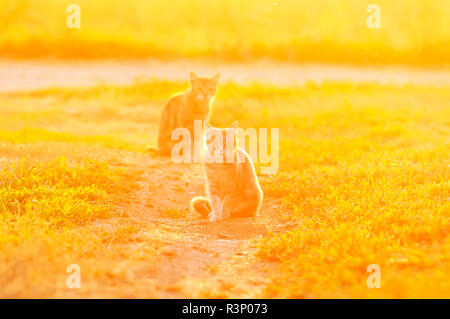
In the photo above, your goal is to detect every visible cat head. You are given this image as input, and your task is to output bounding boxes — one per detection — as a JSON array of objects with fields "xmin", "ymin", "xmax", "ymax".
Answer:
[
  {"xmin": 204, "ymin": 121, "xmax": 238, "ymax": 163},
  {"xmin": 190, "ymin": 72, "xmax": 220, "ymax": 103}
]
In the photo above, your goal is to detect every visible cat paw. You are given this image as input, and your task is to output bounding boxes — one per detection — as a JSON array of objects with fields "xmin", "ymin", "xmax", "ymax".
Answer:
[
  {"xmin": 208, "ymin": 212, "xmax": 217, "ymax": 222},
  {"xmin": 208, "ymin": 211, "xmax": 224, "ymax": 222}
]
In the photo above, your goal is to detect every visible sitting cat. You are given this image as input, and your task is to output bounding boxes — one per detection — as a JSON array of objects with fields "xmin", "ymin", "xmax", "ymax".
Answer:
[
  {"xmin": 191, "ymin": 122, "xmax": 263, "ymax": 221},
  {"xmin": 155, "ymin": 72, "xmax": 219, "ymax": 157}
]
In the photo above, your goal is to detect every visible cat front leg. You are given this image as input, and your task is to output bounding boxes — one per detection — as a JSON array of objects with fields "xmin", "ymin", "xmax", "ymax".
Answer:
[
  {"xmin": 208, "ymin": 212, "xmax": 217, "ymax": 222},
  {"xmin": 220, "ymin": 195, "xmax": 235, "ymax": 220},
  {"xmin": 208, "ymin": 195, "xmax": 222, "ymax": 222}
]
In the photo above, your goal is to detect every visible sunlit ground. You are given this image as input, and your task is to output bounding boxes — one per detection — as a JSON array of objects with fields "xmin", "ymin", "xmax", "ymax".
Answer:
[{"xmin": 0, "ymin": 82, "xmax": 449, "ymax": 297}]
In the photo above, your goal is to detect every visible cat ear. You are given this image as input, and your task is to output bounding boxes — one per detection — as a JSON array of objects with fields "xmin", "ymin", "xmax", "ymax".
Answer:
[
  {"xmin": 190, "ymin": 72, "xmax": 198, "ymax": 83},
  {"xmin": 212, "ymin": 73, "xmax": 220, "ymax": 83}
]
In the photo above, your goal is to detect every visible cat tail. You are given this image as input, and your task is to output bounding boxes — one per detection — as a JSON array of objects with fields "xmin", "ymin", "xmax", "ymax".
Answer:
[{"xmin": 190, "ymin": 197, "xmax": 212, "ymax": 218}]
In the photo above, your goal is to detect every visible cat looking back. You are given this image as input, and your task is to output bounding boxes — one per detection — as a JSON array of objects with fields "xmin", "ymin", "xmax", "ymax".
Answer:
[
  {"xmin": 191, "ymin": 122, "xmax": 263, "ymax": 222},
  {"xmin": 156, "ymin": 72, "xmax": 219, "ymax": 157}
]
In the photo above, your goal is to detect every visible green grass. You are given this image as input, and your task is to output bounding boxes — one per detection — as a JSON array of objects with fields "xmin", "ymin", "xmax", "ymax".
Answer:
[{"xmin": 0, "ymin": 157, "xmax": 127, "ymax": 224}]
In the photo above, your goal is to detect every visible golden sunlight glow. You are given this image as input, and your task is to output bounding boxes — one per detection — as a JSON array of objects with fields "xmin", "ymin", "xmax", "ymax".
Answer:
[{"xmin": 0, "ymin": 0, "xmax": 449, "ymax": 299}]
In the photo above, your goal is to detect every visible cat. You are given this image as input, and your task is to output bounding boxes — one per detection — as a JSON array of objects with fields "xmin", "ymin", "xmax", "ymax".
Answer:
[
  {"xmin": 190, "ymin": 122, "xmax": 263, "ymax": 222},
  {"xmin": 154, "ymin": 72, "xmax": 219, "ymax": 157}
]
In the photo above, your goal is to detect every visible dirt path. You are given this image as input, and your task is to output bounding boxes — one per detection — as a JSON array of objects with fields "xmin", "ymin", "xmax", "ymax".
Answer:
[
  {"xmin": 1, "ymin": 59, "xmax": 449, "ymax": 93},
  {"xmin": 111, "ymin": 155, "xmax": 288, "ymax": 298}
]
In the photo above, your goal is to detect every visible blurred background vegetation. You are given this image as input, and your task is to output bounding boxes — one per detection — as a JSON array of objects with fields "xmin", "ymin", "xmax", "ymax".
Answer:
[{"xmin": 0, "ymin": 0, "xmax": 449, "ymax": 66}]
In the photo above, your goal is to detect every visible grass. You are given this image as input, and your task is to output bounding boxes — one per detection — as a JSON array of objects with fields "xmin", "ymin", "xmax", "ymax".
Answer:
[
  {"xmin": 0, "ymin": 156, "xmax": 155, "ymax": 297},
  {"xmin": 0, "ymin": 0, "xmax": 449, "ymax": 66},
  {"xmin": 0, "ymin": 79, "xmax": 449, "ymax": 297},
  {"xmin": 0, "ymin": 157, "xmax": 119, "ymax": 224}
]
